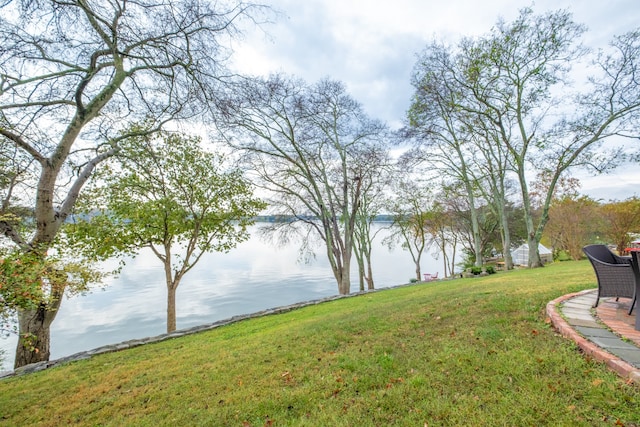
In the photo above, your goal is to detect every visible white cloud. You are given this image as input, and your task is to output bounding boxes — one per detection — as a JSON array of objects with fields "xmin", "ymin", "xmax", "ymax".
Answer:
[
  {"xmin": 231, "ymin": 0, "xmax": 640, "ymax": 194},
  {"xmin": 235, "ymin": 0, "xmax": 639, "ymax": 117}
]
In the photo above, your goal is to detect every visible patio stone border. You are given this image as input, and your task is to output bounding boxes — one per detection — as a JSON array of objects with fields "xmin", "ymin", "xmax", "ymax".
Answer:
[{"xmin": 546, "ymin": 289, "xmax": 640, "ymax": 385}]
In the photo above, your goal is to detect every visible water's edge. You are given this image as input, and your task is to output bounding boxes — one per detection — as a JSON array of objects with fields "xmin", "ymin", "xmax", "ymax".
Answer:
[{"xmin": 1, "ymin": 281, "xmax": 420, "ymax": 379}]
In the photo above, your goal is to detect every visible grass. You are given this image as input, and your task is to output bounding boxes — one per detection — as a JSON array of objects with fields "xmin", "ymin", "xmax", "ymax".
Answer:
[{"xmin": 1, "ymin": 260, "xmax": 639, "ymax": 426}]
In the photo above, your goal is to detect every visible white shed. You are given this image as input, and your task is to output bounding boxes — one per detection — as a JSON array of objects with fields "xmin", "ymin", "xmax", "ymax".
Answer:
[{"xmin": 511, "ymin": 243, "xmax": 553, "ymax": 266}]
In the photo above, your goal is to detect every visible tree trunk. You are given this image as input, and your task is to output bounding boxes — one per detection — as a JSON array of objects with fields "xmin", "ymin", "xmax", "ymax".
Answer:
[
  {"xmin": 358, "ymin": 262, "xmax": 365, "ymax": 292},
  {"xmin": 527, "ymin": 236, "xmax": 543, "ymax": 268},
  {"xmin": 167, "ymin": 284, "xmax": 178, "ymax": 333},
  {"xmin": 14, "ymin": 303, "xmax": 59, "ymax": 368},
  {"xmin": 366, "ymin": 257, "xmax": 374, "ymax": 290},
  {"xmin": 326, "ymin": 243, "xmax": 348, "ymax": 295},
  {"xmin": 354, "ymin": 249, "xmax": 365, "ymax": 292},
  {"xmin": 339, "ymin": 268, "xmax": 351, "ymax": 294},
  {"xmin": 446, "ymin": 235, "xmax": 458, "ymax": 278},
  {"xmin": 500, "ymin": 202, "xmax": 514, "ymax": 270},
  {"xmin": 494, "ymin": 193, "xmax": 514, "ymax": 270},
  {"xmin": 518, "ymin": 168, "xmax": 542, "ymax": 268},
  {"xmin": 440, "ymin": 241, "xmax": 450, "ymax": 278},
  {"xmin": 338, "ymin": 261, "xmax": 351, "ymax": 295},
  {"xmin": 466, "ymin": 186, "xmax": 483, "ymax": 268},
  {"xmin": 161, "ymin": 244, "xmax": 180, "ymax": 333}
]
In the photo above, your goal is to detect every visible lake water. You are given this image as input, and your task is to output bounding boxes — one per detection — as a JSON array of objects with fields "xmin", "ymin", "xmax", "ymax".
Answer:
[{"xmin": 0, "ymin": 223, "xmax": 448, "ymax": 371}]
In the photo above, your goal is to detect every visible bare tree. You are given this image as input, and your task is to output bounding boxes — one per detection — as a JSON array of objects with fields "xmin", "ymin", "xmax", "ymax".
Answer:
[
  {"xmin": 0, "ymin": 0, "xmax": 264, "ymax": 368},
  {"xmin": 424, "ymin": 199, "xmax": 459, "ymax": 278},
  {"xmin": 383, "ymin": 178, "xmax": 435, "ymax": 281},
  {"xmin": 218, "ymin": 75, "xmax": 388, "ymax": 295},
  {"xmin": 352, "ymin": 147, "xmax": 392, "ymax": 291}
]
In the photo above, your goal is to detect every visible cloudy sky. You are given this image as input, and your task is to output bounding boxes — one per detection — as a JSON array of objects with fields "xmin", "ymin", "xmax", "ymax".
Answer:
[{"xmin": 231, "ymin": 0, "xmax": 640, "ymax": 200}]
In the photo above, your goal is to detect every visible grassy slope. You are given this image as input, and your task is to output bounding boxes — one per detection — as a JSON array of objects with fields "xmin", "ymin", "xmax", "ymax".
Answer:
[{"xmin": 1, "ymin": 260, "xmax": 639, "ymax": 426}]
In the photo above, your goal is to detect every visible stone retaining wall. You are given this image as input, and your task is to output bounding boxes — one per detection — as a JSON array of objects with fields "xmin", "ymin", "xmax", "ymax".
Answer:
[{"xmin": 1, "ymin": 283, "xmax": 418, "ymax": 379}]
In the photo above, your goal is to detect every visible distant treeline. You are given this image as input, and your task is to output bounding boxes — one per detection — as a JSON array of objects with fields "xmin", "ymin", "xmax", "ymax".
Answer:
[{"xmin": 254, "ymin": 215, "xmax": 395, "ymax": 223}]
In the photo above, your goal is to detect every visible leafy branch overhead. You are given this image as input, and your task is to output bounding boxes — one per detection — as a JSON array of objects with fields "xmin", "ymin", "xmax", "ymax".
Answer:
[{"xmin": 0, "ymin": 0, "xmax": 268, "ymax": 367}]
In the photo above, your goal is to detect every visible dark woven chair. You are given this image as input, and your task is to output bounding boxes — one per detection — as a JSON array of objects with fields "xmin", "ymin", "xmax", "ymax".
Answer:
[{"xmin": 583, "ymin": 244, "xmax": 637, "ymax": 314}]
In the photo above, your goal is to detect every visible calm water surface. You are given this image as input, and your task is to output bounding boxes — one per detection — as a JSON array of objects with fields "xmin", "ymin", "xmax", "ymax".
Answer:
[{"xmin": 1, "ymin": 224, "xmax": 447, "ymax": 371}]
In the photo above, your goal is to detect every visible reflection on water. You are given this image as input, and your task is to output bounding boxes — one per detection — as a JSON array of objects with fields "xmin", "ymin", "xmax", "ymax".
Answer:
[{"xmin": 1, "ymin": 224, "xmax": 446, "ymax": 371}]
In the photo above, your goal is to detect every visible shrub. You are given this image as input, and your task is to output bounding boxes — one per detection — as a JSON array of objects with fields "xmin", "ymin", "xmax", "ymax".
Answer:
[
  {"xmin": 485, "ymin": 265, "xmax": 496, "ymax": 274},
  {"xmin": 470, "ymin": 266, "xmax": 483, "ymax": 275}
]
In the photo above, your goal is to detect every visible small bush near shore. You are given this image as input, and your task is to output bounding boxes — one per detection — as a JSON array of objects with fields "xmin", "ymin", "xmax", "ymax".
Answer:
[{"xmin": 470, "ymin": 266, "xmax": 483, "ymax": 275}]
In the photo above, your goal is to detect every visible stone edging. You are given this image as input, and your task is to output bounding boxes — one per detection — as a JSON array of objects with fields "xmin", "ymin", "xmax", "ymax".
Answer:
[
  {"xmin": 8, "ymin": 284, "xmax": 636, "ymax": 384},
  {"xmin": 546, "ymin": 289, "xmax": 640, "ymax": 385},
  {"xmin": 1, "ymin": 283, "xmax": 423, "ymax": 379}
]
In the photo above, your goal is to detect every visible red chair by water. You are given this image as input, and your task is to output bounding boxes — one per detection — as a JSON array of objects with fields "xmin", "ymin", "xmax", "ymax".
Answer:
[{"xmin": 423, "ymin": 272, "xmax": 438, "ymax": 281}]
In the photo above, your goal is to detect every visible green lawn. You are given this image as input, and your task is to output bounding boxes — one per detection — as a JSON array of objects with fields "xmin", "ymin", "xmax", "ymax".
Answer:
[{"xmin": 1, "ymin": 260, "xmax": 639, "ymax": 426}]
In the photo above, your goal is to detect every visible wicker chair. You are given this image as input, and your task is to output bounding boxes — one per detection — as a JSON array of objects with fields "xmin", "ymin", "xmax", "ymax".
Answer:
[{"xmin": 583, "ymin": 244, "xmax": 637, "ymax": 314}]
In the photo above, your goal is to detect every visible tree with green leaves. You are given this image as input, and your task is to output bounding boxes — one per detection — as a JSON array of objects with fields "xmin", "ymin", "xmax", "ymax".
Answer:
[
  {"xmin": 0, "ymin": 0, "xmax": 264, "ymax": 367},
  {"xmin": 440, "ymin": 185, "xmax": 498, "ymax": 268},
  {"xmin": 406, "ymin": 41, "xmax": 485, "ymax": 269},
  {"xmin": 410, "ymin": 8, "xmax": 640, "ymax": 268},
  {"xmin": 466, "ymin": 10, "xmax": 640, "ymax": 267},
  {"xmin": 470, "ymin": 120, "xmax": 518, "ymax": 270},
  {"xmin": 457, "ymin": 8, "xmax": 587, "ymax": 268},
  {"xmin": 543, "ymin": 195, "xmax": 602, "ymax": 260},
  {"xmin": 600, "ymin": 197, "xmax": 640, "ymax": 254},
  {"xmin": 70, "ymin": 132, "xmax": 265, "ymax": 333}
]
